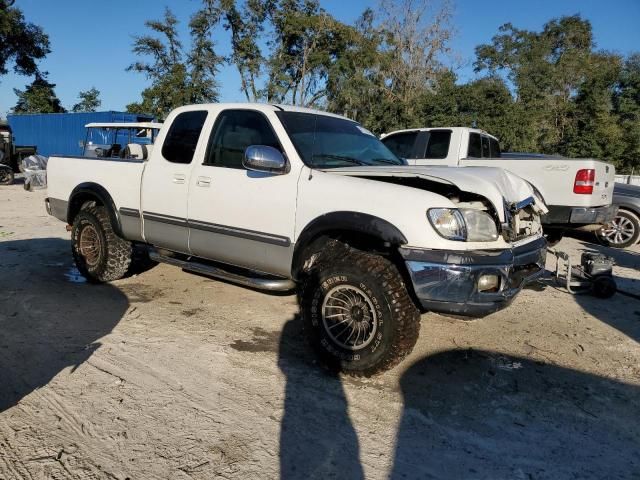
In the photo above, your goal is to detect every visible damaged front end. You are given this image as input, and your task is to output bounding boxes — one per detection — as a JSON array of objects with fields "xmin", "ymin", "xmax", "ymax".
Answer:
[
  {"xmin": 400, "ymin": 192, "xmax": 547, "ymax": 317},
  {"xmin": 501, "ymin": 195, "xmax": 546, "ymax": 242}
]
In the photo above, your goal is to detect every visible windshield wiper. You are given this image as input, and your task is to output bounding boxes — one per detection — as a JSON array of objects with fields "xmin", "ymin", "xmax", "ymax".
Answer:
[{"xmin": 313, "ymin": 154, "xmax": 368, "ymax": 166}]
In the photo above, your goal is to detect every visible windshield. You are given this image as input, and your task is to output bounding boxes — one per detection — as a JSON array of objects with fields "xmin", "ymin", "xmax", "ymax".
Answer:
[{"xmin": 276, "ymin": 111, "xmax": 404, "ymax": 168}]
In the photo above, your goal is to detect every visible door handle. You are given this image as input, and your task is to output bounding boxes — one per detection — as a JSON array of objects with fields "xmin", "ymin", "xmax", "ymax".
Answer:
[
  {"xmin": 196, "ymin": 176, "xmax": 211, "ymax": 187},
  {"xmin": 173, "ymin": 174, "xmax": 186, "ymax": 184}
]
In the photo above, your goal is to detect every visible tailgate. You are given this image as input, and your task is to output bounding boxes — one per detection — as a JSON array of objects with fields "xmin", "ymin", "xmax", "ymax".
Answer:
[
  {"xmin": 462, "ymin": 157, "xmax": 615, "ymax": 208},
  {"xmin": 592, "ymin": 160, "xmax": 616, "ymax": 206}
]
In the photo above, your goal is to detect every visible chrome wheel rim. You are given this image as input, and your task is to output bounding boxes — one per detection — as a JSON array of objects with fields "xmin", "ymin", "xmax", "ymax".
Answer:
[
  {"xmin": 79, "ymin": 225, "xmax": 102, "ymax": 266},
  {"xmin": 321, "ymin": 285, "xmax": 377, "ymax": 351},
  {"xmin": 600, "ymin": 215, "xmax": 635, "ymax": 245}
]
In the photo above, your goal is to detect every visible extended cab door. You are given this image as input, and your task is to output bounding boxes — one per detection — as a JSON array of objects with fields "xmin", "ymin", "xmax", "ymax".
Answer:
[
  {"xmin": 187, "ymin": 108, "xmax": 298, "ymax": 277},
  {"xmin": 140, "ymin": 109, "xmax": 208, "ymax": 253}
]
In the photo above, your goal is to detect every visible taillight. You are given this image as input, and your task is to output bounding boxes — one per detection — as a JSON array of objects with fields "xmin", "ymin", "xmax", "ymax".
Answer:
[{"xmin": 574, "ymin": 169, "xmax": 595, "ymax": 194}]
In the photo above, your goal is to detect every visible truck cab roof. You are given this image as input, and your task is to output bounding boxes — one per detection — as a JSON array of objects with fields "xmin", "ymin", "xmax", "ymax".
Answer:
[
  {"xmin": 381, "ymin": 127, "xmax": 499, "ymax": 142},
  {"xmin": 169, "ymin": 103, "xmax": 355, "ymax": 122}
]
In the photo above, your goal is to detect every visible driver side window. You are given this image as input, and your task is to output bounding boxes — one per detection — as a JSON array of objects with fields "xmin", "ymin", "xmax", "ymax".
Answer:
[{"xmin": 205, "ymin": 110, "xmax": 281, "ymax": 169}]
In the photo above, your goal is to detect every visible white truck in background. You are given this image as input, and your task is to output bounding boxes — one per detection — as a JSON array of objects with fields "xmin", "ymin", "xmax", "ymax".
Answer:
[
  {"xmin": 46, "ymin": 104, "xmax": 547, "ymax": 375},
  {"xmin": 381, "ymin": 127, "xmax": 617, "ymax": 244}
]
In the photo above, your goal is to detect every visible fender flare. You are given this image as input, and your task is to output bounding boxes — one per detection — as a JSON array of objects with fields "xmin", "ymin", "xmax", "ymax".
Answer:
[
  {"xmin": 68, "ymin": 182, "xmax": 123, "ymax": 236},
  {"xmin": 292, "ymin": 211, "xmax": 408, "ymax": 277}
]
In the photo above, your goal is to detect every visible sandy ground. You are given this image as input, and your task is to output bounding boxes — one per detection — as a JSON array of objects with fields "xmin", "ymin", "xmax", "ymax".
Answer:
[{"xmin": 1, "ymin": 181, "xmax": 639, "ymax": 480}]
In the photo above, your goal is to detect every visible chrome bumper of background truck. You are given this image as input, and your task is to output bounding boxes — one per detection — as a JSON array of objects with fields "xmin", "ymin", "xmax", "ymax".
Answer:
[
  {"xmin": 544, "ymin": 204, "xmax": 618, "ymax": 226},
  {"xmin": 400, "ymin": 236, "xmax": 547, "ymax": 317}
]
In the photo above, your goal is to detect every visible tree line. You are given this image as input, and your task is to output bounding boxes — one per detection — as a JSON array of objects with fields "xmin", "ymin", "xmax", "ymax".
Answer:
[{"xmin": 2, "ymin": 0, "xmax": 639, "ymax": 172}]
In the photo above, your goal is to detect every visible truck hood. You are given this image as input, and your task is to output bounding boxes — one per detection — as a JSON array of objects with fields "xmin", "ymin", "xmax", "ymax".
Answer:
[{"xmin": 323, "ymin": 165, "xmax": 548, "ymax": 222}]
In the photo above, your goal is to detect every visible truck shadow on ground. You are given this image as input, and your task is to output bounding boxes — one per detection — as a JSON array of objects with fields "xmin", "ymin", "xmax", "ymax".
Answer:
[
  {"xmin": 390, "ymin": 349, "xmax": 640, "ymax": 479},
  {"xmin": 277, "ymin": 321, "xmax": 640, "ymax": 479},
  {"xmin": 0, "ymin": 237, "xmax": 127, "ymax": 412},
  {"xmin": 278, "ymin": 317, "xmax": 365, "ymax": 479}
]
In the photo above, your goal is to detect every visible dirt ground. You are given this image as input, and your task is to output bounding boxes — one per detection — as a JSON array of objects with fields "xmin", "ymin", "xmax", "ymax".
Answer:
[{"xmin": 1, "ymin": 181, "xmax": 639, "ymax": 480}]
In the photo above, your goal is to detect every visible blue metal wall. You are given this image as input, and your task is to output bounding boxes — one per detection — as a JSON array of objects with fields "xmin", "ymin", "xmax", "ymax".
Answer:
[{"xmin": 7, "ymin": 111, "xmax": 154, "ymax": 157}]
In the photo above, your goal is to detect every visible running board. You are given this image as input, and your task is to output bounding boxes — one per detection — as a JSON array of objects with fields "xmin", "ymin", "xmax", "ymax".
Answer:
[{"xmin": 148, "ymin": 250, "xmax": 296, "ymax": 292}]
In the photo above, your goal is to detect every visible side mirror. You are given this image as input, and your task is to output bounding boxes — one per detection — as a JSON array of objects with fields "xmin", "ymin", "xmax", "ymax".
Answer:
[{"xmin": 243, "ymin": 145, "xmax": 288, "ymax": 174}]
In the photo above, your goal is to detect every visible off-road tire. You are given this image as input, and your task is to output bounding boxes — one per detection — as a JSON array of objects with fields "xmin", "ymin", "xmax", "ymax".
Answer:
[
  {"xmin": 0, "ymin": 167, "xmax": 13, "ymax": 185},
  {"xmin": 299, "ymin": 242, "xmax": 420, "ymax": 377},
  {"xmin": 71, "ymin": 205, "xmax": 132, "ymax": 283}
]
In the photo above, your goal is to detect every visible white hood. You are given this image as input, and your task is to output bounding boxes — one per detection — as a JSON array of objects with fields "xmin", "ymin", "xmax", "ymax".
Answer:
[{"xmin": 325, "ymin": 165, "xmax": 548, "ymax": 222}]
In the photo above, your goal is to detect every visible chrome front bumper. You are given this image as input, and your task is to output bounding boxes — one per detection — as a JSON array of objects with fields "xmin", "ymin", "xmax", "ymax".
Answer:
[{"xmin": 400, "ymin": 236, "xmax": 547, "ymax": 317}]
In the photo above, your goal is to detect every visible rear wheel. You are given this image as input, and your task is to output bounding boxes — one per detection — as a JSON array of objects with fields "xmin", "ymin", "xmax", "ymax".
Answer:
[
  {"xmin": 71, "ymin": 205, "xmax": 132, "ymax": 282},
  {"xmin": 0, "ymin": 166, "xmax": 14, "ymax": 185},
  {"xmin": 597, "ymin": 209, "xmax": 640, "ymax": 249},
  {"xmin": 300, "ymin": 242, "xmax": 420, "ymax": 376}
]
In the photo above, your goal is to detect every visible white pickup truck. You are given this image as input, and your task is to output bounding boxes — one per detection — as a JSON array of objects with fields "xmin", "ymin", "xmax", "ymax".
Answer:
[
  {"xmin": 46, "ymin": 104, "xmax": 547, "ymax": 375},
  {"xmin": 381, "ymin": 127, "xmax": 617, "ymax": 243}
]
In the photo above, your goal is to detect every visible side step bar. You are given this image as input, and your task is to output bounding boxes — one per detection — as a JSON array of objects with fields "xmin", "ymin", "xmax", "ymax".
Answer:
[{"xmin": 148, "ymin": 250, "xmax": 296, "ymax": 292}]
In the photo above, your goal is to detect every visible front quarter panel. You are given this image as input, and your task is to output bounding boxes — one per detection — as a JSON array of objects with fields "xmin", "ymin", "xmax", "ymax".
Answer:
[{"xmin": 294, "ymin": 168, "xmax": 512, "ymax": 251}]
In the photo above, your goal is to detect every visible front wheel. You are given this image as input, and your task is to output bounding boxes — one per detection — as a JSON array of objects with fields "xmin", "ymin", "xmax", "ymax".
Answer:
[
  {"xmin": 597, "ymin": 209, "xmax": 640, "ymax": 249},
  {"xmin": 71, "ymin": 204, "xmax": 132, "ymax": 282},
  {"xmin": 300, "ymin": 244, "xmax": 420, "ymax": 376}
]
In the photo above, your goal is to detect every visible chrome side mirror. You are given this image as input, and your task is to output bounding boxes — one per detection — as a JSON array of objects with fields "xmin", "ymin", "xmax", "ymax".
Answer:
[{"xmin": 243, "ymin": 145, "xmax": 288, "ymax": 174}]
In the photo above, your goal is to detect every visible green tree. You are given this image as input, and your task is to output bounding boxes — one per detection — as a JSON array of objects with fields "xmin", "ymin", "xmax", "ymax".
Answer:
[
  {"xmin": 0, "ymin": 1, "xmax": 50, "ymax": 79},
  {"xmin": 127, "ymin": 7, "xmax": 223, "ymax": 118},
  {"xmin": 474, "ymin": 15, "xmax": 626, "ymax": 160},
  {"xmin": 614, "ymin": 54, "xmax": 640, "ymax": 173},
  {"xmin": 12, "ymin": 74, "xmax": 65, "ymax": 113},
  {"xmin": 215, "ymin": 0, "xmax": 272, "ymax": 101},
  {"xmin": 326, "ymin": 0, "xmax": 455, "ymax": 133},
  {"xmin": 72, "ymin": 87, "xmax": 101, "ymax": 112}
]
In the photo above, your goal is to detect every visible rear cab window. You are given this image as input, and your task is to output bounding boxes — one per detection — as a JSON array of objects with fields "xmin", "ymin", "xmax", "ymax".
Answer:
[
  {"xmin": 162, "ymin": 110, "xmax": 208, "ymax": 164},
  {"xmin": 422, "ymin": 130, "xmax": 451, "ymax": 159},
  {"xmin": 467, "ymin": 132, "xmax": 501, "ymax": 158},
  {"xmin": 468, "ymin": 133, "xmax": 482, "ymax": 158},
  {"xmin": 381, "ymin": 132, "xmax": 418, "ymax": 159}
]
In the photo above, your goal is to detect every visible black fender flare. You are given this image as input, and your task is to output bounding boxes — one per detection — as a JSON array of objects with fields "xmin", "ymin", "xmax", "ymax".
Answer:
[
  {"xmin": 292, "ymin": 211, "xmax": 408, "ymax": 277},
  {"xmin": 68, "ymin": 182, "xmax": 123, "ymax": 236}
]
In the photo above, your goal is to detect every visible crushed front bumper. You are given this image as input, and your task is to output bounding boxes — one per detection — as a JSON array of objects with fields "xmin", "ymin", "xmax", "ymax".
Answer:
[{"xmin": 400, "ymin": 236, "xmax": 547, "ymax": 317}]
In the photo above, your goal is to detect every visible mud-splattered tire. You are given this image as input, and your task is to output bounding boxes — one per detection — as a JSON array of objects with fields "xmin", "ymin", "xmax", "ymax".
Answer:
[
  {"xmin": 300, "ymin": 242, "xmax": 420, "ymax": 377},
  {"xmin": 71, "ymin": 205, "xmax": 132, "ymax": 283}
]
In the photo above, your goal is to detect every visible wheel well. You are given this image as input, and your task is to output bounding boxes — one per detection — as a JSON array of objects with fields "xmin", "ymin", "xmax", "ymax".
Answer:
[
  {"xmin": 618, "ymin": 207, "xmax": 640, "ymax": 220},
  {"xmin": 68, "ymin": 192, "xmax": 103, "ymax": 224},
  {"xmin": 67, "ymin": 184, "xmax": 122, "ymax": 236},
  {"xmin": 292, "ymin": 229, "xmax": 405, "ymax": 279}
]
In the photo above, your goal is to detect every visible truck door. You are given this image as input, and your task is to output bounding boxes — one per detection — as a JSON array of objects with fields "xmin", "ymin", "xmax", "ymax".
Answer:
[
  {"xmin": 187, "ymin": 108, "xmax": 298, "ymax": 277},
  {"xmin": 140, "ymin": 110, "xmax": 208, "ymax": 253}
]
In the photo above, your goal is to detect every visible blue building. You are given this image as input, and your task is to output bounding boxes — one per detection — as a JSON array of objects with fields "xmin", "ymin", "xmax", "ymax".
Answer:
[{"xmin": 7, "ymin": 111, "xmax": 154, "ymax": 157}]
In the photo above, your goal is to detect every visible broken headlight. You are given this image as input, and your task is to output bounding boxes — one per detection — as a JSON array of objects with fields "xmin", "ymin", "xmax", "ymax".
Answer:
[
  {"xmin": 428, "ymin": 208, "xmax": 466, "ymax": 241},
  {"xmin": 428, "ymin": 208, "xmax": 498, "ymax": 242},
  {"xmin": 460, "ymin": 209, "xmax": 499, "ymax": 241}
]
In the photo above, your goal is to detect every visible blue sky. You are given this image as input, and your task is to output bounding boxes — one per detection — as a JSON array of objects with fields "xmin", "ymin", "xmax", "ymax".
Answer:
[{"xmin": 1, "ymin": 0, "xmax": 639, "ymax": 116}]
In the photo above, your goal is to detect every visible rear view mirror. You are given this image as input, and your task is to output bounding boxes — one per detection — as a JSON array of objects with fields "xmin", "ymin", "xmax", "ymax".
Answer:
[{"xmin": 243, "ymin": 145, "xmax": 288, "ymax": 174}]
